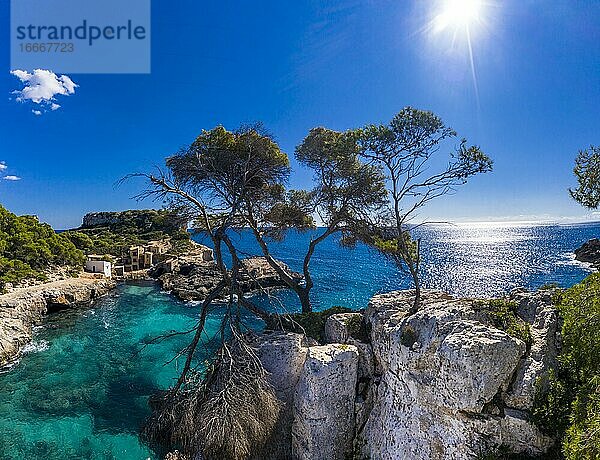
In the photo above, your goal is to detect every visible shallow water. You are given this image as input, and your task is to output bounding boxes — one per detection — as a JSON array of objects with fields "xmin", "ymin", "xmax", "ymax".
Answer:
[{"xmin": 0, "ymin": 223, "xmax": 598, "ymax": 459}]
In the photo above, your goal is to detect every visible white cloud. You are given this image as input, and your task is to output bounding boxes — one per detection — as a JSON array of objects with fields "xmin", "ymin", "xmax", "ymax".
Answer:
[
  {"xmin": 0, "ymin": 162, "xmax": 6, "ymax": 171},
  {"xmin": 10, "ymin": 69, "xmax": 77, "ymax": 114},
  {"xmin": 3, "ymin": 176, "xmax": 21, "ymax": 181}
]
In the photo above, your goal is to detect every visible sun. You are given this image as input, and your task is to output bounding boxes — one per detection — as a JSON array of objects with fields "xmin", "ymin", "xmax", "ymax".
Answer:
[{"xmin": 434, "ymin": 0, "xmax": 484, "ymax": 33}]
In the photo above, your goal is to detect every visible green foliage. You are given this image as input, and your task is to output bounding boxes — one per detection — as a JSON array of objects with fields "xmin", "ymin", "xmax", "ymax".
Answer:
[
  {"xmin": 263, "ymin": 190, "xmax": 316, "ymax": 237},
  {"xmin": 539, "ymin": 282, "xmax": 560, "ymax": 291},
  {"xmin": 569, "ymin": 145, "xmax": 600, "ymax": 209},
  {"xmin": 532, "ymin": 273, "xmax": 600, "ymax": 459},
  {"xmin": 475, "ymin": 299, "xmax": 532, "ymax": 346},
  {"xmin": 345, "ymin": 313, "xmax": 370, "ymax": 343},
  {"xmin": 531, "ymin": 369, "xmax": 572, "ymax": 437},
  {"xmin": 271, "ymin": 306, "xmax": 353, "ymax": 343},
  {"xmin": 563, "ymin": 382, "xmax": 600, "ymax": 459},
  {"xmin": 63, "ymin": 209, "xmax": 191, "ymax": 256},
  {"xmin": 294, "ymin": 127, "xmax": 387, "ymax": 228},
  {"xmin": 0, "ymin": 205, "xmax": 84, "ymax": 289},
  {"xmin": 353, "ymin": 107, "xmax": 492, "ymax": 292},
  {"xmin": 169, "ymin": 125, "xmax": 290, "ymax": 205},
  {"xmin": 372, "ymin": 232, "xmax": 419, "ymax": 262}
]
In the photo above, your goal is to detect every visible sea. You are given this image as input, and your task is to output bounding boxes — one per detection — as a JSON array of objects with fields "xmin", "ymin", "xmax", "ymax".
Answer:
[{"xmin": 0, "ymin": 222, "xmax": 597, "ymax": 459}]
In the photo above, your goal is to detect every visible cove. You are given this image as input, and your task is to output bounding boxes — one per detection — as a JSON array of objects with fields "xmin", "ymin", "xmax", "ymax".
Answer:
[{"xmin": 0, "ymin": 223, "xmax": 597, "ymax": 459}]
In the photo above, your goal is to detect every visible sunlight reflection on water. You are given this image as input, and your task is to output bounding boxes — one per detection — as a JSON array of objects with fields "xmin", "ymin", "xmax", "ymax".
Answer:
[{"xmin": 218, "ymin": 222, "xmax": 599, "ymax": 307}]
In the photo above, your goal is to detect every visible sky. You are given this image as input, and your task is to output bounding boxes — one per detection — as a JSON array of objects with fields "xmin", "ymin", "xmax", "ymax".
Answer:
[{"xmin": 0, "ymin": 0, "xmax": 598, "ymax": 229}]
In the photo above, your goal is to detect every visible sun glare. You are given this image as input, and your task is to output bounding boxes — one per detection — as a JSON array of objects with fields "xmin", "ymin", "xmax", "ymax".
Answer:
[{"xmin": 434, "ymin": 0, "xmax": 483, "ymax": 33}]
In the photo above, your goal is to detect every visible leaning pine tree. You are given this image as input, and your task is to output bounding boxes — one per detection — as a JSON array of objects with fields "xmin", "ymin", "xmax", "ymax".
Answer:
[
  {"xmin": 356, "ymin": 107, "xmax": 493, "ymax": 312},
  {"xmin": 128, "ymin": 125, "xmax": 292, "ymax": 459},
  {"xmin": 245, "ymin": 126, "xmax": 388, "ymax": 313}
]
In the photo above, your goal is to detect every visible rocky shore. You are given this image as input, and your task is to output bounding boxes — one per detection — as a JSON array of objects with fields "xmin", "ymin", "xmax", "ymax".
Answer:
[
  {"xmin": 574, "ymin": 238, "xmax": 600, "ymax": 269},
  {"xmin": 0, "ymin": 277, "xmax": 115, "ymax": 367},
  {"xmin": 253, "ymin": 288, "xmax": 559, "ymax": 459},
  {"xmin": 151, "ymin": 250, "xmax": 301, "ymax": 302}
]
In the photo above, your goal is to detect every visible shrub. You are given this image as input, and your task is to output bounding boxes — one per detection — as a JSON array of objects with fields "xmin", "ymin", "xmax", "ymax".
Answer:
[
  {"xmin": 475, "ymin": 299, "xmax": 532, "ymax": 346},
  {"xmin": 346, "ymin": 313, "xmax": 370, "ymax": 343},
  {"xmin": 266, "ymin": 306, "xmax": 353, "ymax": 343},
  {"xmin": 532, "ymin": 273, "xmax": 600, "ymax": 459}
]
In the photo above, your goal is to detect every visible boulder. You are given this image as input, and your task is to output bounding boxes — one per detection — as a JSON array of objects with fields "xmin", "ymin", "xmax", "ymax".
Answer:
[
  {"xmin": 154, "ymin": 256, "xmax": 301, "ymax": 302},
  {"xmin": 504, "ymin": 289, "xmax": 561, "ymax": 410},
  {"xmin": 574, "ymin": 238, "xmax": 600, "ymax": 267},
  {"xmin": 324, "ymin": 312, "xmax": 363, "ymax": 343},
  {"xmin": 254, "ymin": 332, "xmax": 310, "ymax": 460},
  {"xmin": 292, "ymin": 344, "xmax": 359, "ymax": 460},
  {"xmin": 324, "ymin": 313, "xmax": 374, "ymax": 379},
  {"xmin": 356, "ymin": 289, "xmax": 554, "ymax": 459},
  {"xmin": 250, "ymin": 289, "xmax": 558, "ymax": 460}
]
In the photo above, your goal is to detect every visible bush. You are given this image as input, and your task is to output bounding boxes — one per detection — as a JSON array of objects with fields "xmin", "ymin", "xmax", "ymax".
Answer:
[
  {"xmin": 266, "ymin": 306, "xmax": 353, "ymax": 343},
  {"xmin": 475, "ymin": 299, "xmax": 532, "ymax": 346},
  {"xmin": 533, "ymin": 273, "xmax": 600, "ymax": 459}
]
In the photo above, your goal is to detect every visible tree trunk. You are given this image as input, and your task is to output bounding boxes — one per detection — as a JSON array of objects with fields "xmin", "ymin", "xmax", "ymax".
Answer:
[
  {"xmin": 297, "ymin": 288, "xmax": 312, "ymax": 314},
  {"xmin": 409, "ymin": 265, "xmax": 421, "ymax": 315}
]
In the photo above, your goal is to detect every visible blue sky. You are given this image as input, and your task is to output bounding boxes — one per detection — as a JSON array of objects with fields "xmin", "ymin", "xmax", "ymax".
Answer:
[{"xmin": 0, "ymin": 0, "xmax": 598, "ymax": 229}]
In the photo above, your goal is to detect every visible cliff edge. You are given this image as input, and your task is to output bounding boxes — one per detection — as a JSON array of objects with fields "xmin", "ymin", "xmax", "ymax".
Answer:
[{"xmin": 254, "ymin": 289, "xmax": 559, "ymax": 460}]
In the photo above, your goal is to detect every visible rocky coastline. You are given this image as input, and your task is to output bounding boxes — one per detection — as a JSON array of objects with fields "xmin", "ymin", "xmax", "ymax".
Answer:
[
  {"xmin": 0, "ymin": 277, "xmax": 115, "ymax": 367},
  {"xmin": 253, "ymin": 288, "xmax": 560, "ymax": 459},
  {"xmin": 574, "ymin": 238, "xmax": 600, "ymax": 269},
  {"xmin": 0, "ymin": 240, "xmax": 298, "ymax": 369},
  {"xmin": 151, "ymin": 250, "xmax": 301, "ymax": 302}
]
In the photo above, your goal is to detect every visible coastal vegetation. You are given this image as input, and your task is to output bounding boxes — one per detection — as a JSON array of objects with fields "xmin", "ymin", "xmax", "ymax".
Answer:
[
  {"xmin": 354, "ymin": 107, "xmax": 493, "ymax": 310},
  {"xmin": 532, "ymin": 274, "xmax": 600, "ymax": 459},
  {"xmin": 0, "ymin": 204, "xmax": 84, "ymax": 291},
  {"xmin": 474, "ymin": 299, "xmax": 532, "ymax": 346},
  {"xmin": 569, "ymin": 145, "xmax": 600, "ymax": 209},
  {"xmin": 63, "ymin": 209, "xmax": 191, "ymax": 256},
  {"xmin": 265, "ymin": 306, "xmax": 355, "ymax": 343},
  {"xmin": 129, "ymin": 108, "xmax": 492, "ymax": 459}
]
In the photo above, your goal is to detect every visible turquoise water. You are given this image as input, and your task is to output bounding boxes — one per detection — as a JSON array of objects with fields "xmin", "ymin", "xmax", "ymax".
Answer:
[
  {"xmin": 0, "ymin": 283, "xmax": 221, "ymax": 460},
  {"xmin": 0, "ymin": 223, "xmax": 599, "ymax": 459}
]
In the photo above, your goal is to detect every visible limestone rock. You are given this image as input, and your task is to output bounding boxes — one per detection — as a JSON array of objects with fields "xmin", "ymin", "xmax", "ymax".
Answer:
[
  {"xmin": 292, "ymin": 344, "xmax": 359, "ymax": 460},
  {"xmin": 154, "ymin": 256, "xmax": 301, "ymax": 302},
  {"xmin": 357, "ymin": 289, "xmax": 553, "ymax": 459},
  {"xmin": 258, "ymin": 332, "xmax": 310, "ymax": 402},
  {"xmin": 255, "ymin": 332, "xmax": 310, "ymax": 460},
  {"xmin": 324, "ymin": 312, "xmax": 363, "ymax": 343},
  {"xmin": 250, "ymin": 289, "xmax": 558, "ymax": 459},
  {"xmin": 0, "ymin": 278, "xmax": 115, "ymax": 366},
  {"xmin": 574, "ymin": 238, "xmax": 600, "ymax": 267},
  {"xmin": 324, "ymin": 313, "xmax": 374, "ymax": 379},
  {"xmin": 504, "ymin": 289, "xmax": 561, "ymax": 410}
]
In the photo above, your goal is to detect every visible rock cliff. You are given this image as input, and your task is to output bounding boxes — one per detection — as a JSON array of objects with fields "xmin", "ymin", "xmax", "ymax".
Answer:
[
  {"xmin": 255, "ymin": 289, "xmax": 559, "ymax": 460},
  {"xmin": 0, "ymin": 278, "xmax": 115, "ymax": 366}
]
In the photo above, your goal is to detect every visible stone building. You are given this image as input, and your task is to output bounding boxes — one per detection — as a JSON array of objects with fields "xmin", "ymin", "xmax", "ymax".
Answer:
[{"xmin": 84, "ymin": 255, "xmax": 112, "ymax": 278}]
